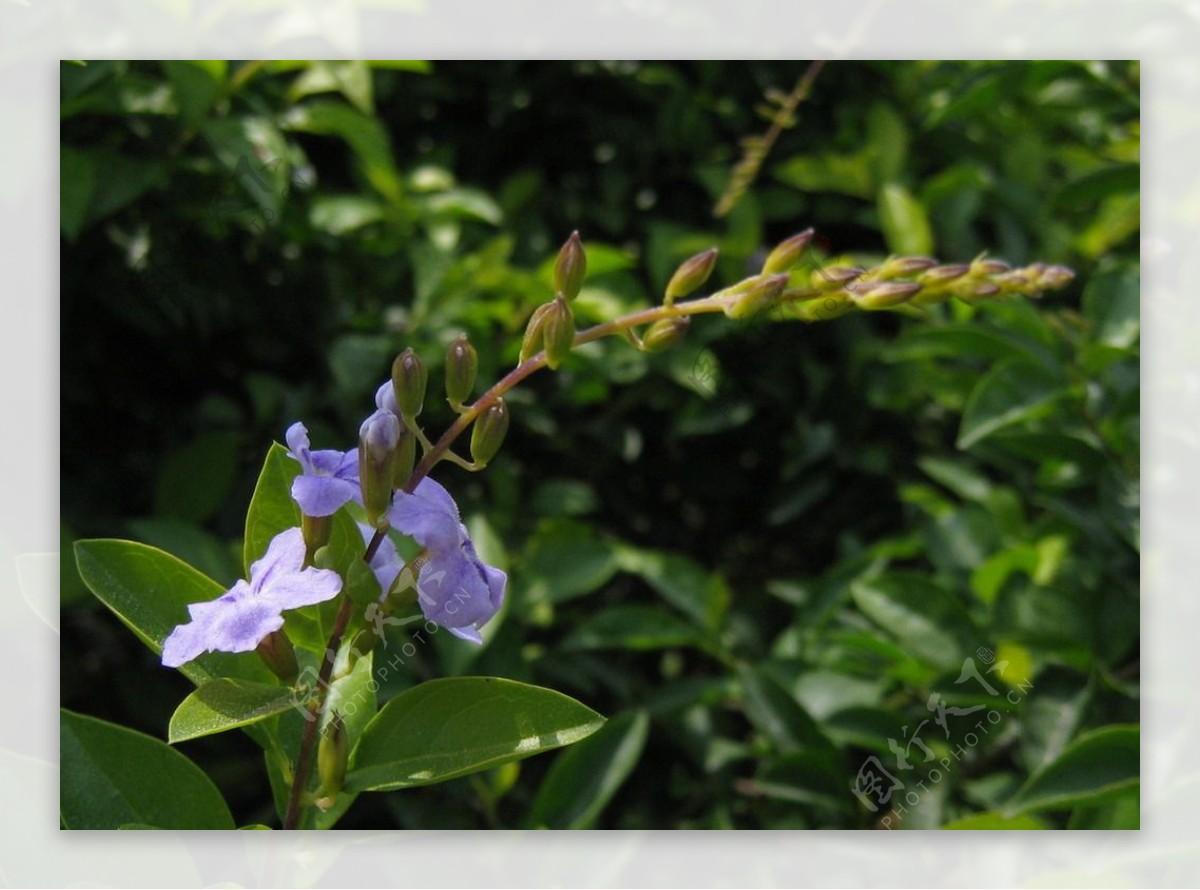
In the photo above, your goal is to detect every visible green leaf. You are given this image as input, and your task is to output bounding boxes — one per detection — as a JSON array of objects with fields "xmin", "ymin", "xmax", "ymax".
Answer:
[
  {"xmin": 346, "ymin": 678, "xmax": 604, "ymax": 792},
  {"xmin": 162, "ymin": 60, "xmax": 227, "ymax": 125},
  {"xmin": 61, "ymin": 709, "xmax": 234, "ymax": 830},
  {"xmin": 169, "ymin": 679, "xmax": 298, "ymax": 744},
  {"xmin": 74, "ymin": 539, "xmax": 275, "ymax": 686},
  {"xmin": 957, "ymin": 357, "xmax": 1065, "ymax": 449},
  {"xmin": 1007, "ymin": 725, "xmax": 1139, "ymax": 814},
  {"xmin": 288, "ymin": 61, "xmax": 374, "ymax": 114},
  {"xmin": 243, "ymin": 443, "xmax": 301, "ymax": 576},
  {"xmin": 309, "ymin": 194, "xmax": 385, "ymax": 235},
  {"xmin": 60, "ymin": 147, "xmax": 97, "ymax": 241},
  {"xmin": 1082, "ymin": 263, "xmax": 1139, "ymax": 349},
  {"xmin": 517, "ymin": 519, "xmax": 618, "ymax": 605},
  {"xmin": 850, "ymin": 573, "xmax": 980, "ymax": 671},
  {"xmin": 737, "ymin": 665, "xmax": 833, "ymax": 754},
  {"xmin": 284, "ymin": 100, "xmax": 402, "ymax": 204},
  {"xmin": 154, "ymin": 429, "xmax": 241, "ymax": 523},
  {"xmin": 878, "ymin": 182, "xmax": 934, "ymax": 256},
  {"xmin": 528, "ymin": 711, "xmax": 649, "ymax": 829},
  {"xmin": 561, "ymin": 605, "xmax": 706, "ymax": 651},
  {"xmin": 615, "ymin": 545, "xmax": 731, "ymax": 630},
  {"xmin": 1067, "ymin": 789, "xmax": 1140, "ymax": 829},
  {"xmin": 942, "ymin": 811, "xmax": 1048, "ymax": 829}
]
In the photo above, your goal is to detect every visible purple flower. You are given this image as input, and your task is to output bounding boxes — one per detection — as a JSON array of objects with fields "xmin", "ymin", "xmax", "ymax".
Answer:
[
  {"xmin": 161, "ymin": 528, "xmax": 342, "ymax": 667},
  {"xmin": 358, "ymin": 522, "xmax": 402, "ymax": 598},
  {"xmin": 375, "ymin": 380, "xmax": 400, "ymax": 417},
  {"xmin": 285, "ymin": 421, "xmax": 360, "ymax": 517},
  {"xmin": 387, "ymin": 477, "xmax": 506, "ymax": 644}
]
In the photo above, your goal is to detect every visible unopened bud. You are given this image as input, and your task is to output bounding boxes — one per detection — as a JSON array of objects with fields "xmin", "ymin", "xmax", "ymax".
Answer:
[
  {"xmin": 878, "ymin": 255, "xmax": 937, "ymax": 278},
  {"xmin": 519, "ymin": 302, "xmax": 554, "ymax": 364},
  {"xmin": 850, "ymin": 280, "xmax": 923, "ymax": 309},
  {"xmin": 300, "ymin": 514, "xmax": 332, "ymax": 565},
  {"xmin": 255, "ymin": 629, "xmax": 299, "ymax": 685},
  {"xmin": 642, "ymin": 316, "xmax": 691, "ymax": 352},
  {"xmin": 542, "ymin": 295, "xmax": 576, "ymax": 370},
  {"xmin": 971, "ymin": 257, "xmax": 1010, "ymax": 276},
  {"xmin": 445, "ymin": 336, "xmax": 478, "ymax": 408},
  {"xmin": 794, "ymin": 292, "xmax": 853, "ymax": 322},
  {"xmin": 391, "ymin": 348, "xmax": 427, "ymax": 420},
  {"xmin": 811, "ymin": 266, "xmax": 866, "ymax": 291},
  {"xmin": 1038, "ymin": 264, "xmax": 1075, "ymax": 289},
  {"xmin": 359, "ymin": 408, "xmax": 401, "ymax": 527},
  {"xmin": 726, "ymin": 274, "xmax": 789, "ymax": 320},
  {"xmin": 553, "ymin": 231, "xmax": 587, "ymax": 301},
  {"xmin": 762, "ymin": 229, "xmax": 814, "ymax": 274},
  {"xmin": 957, "ymin": 282, "xmax": 1002, "ymax": 303},
  {"xmin": 919, "ymin": 264, "xmax": 971, "ymax": 285},
  {"xmin": 665, "ymin": 247, "xmax": 719, "ymax": 304},
  {"xmin": 470, "ymin": 398, "xmax": 510, "ymax": 467},
  {"xmin": 318, "ymin": 711, "xmax": 348, "ymax": 799},
  {"xmin": 392, "ymin": 426, "xmax": 416, "ymax": 489}
]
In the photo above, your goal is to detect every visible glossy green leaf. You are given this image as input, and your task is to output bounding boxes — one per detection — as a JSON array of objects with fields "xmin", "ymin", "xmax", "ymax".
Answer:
[
  {"xmin": 942, "ymin": 812, "xmax": 1048, "ymax": 829},
  {"xmin": 162, "ymin": 60, "xmax": 227, "ymax": 125},
  {"xmin": 1067, "ymin": 789, "xmax": 1140, "ymax": 829},
  {"xmin": 528, "ymin": 711, "xmax": 650, "ymax": 829},
  {"xmin": 284, "ymin": 100, "xmax": 402, "ymax": 204},
  {"xmin": 169, "ymin": 679, "xmax": 298, "ymax": 744},
  {"xmin": 615, "ymin": 545, "xmax": 731, "ymax": 630},
  {"xmin": 850, "ymin": 572, "xmax": 980, "ymax": 671},
  {"xmin": 346, "ymin": 678, "xmax": 605, "ymax": 792},
  {"xmin": 243, "ymin": 442, "xmax": 302, "ymax": 575},
  {"xmin": 1007, "ymin": 725, "xmax": 1139, "ymax": 814},
  {"xmin": 1082, "ymin": 263, "xmax": 1139, "ymax": 349},
  {"xmin": 61, "ymin": 709, "xmax": 234, "ymax": 830},
  {"xmin": 958, "ymin": 357, "xmax": 1065, "ymax": 449},
  {"xmin": 74, "ymin": 539, "xmax": 274, "ymax": 686},
  {"xmin": 738, "ymin": 665, "xmax": 833, "ymax": 755}
]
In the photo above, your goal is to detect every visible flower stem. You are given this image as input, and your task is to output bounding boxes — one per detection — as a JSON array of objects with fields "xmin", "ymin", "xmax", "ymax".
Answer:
[{"xmin": 282, "ymin": 594, "xmax": 355, "ymax": 830}]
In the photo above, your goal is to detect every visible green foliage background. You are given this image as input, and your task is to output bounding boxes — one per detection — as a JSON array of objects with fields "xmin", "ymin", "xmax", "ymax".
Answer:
[{"xmin": 60, "ymin": 60, "xmax": 1139, "ymax": 829}]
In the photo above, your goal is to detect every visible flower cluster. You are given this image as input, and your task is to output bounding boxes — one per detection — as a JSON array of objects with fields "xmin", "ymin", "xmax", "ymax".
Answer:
[{"xmin": 160, "ymin": 376, "xmax": 507, "ymax": 670}]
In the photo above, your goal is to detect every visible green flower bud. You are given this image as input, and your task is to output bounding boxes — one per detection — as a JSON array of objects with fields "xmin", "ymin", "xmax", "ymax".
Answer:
[
  {"xmin": 255, "ymin": 629, "xmax": 298, "ymax": 685},
  {"xmin": 641, "ymin": 316, "xmax": 691, "ymax": 352},
  {"xmin": 358, "ymin": 408, "xmax": 401, "ymax": 527},
  {"xmin": 392, "ymin": 425, "xmax": 416, "ymax": 490},
  {"xmin": 762, "ymin": 228, "xmax": 814, "ymax": 274},
  {"xmin": 318, "ymin": 711, "xmax": 348, "ymax": 799},
  {"xmin": 553, "ymin": 231, "xmax": 587, "ymax": 301},
  {"xmin": 1037, "ymin": 264, "xmax": 1075, "ymax": 289},
  {"xmin": 810, "ymin": 265, "xmax": 866, "ymax": 292},
  {"xmin": 519, "ymin": 302, "xmax": 554, "ymax": 364},
  {"xmin": 971, "ymin": 257, "xmax": 1010, "ymax": 276},
  {"xmin": 445, "ymin": 335, "xmax": 478, "ymax": 408},
  {"xmin": 725, "ymin": 273, "xmax": 789, "ymax": 320},
  {"xmin": 300, "ymin": 513, "xmax": 332, "ymax": 566},
  {"xmin": 918, "ymin": 263, "xmax": 971, "ymax": 285},
  {"xmin": 956, "ymin": 281, "xmax": 1002, "ymax": 303},
  {"xmin": 470, "ymin": 398, "xmax": 510, "ymax": 467},
  {"xmin": 665, "ymin": 247, "xmax": 719, "ymax": 304},
  {"xmin": 850, "ymin": 280, "xmax": 923, "ymax": 310},
  {"xmin": 793, "ymin": 292, "xmax": 854, "ymax": 322},
  {"xmin": 391, "ymin": 348, "xmax": 427, "ymax": 420},
  {"xmin": 542, "ymin": 295, "xmax": 576, "ymax": 370}
]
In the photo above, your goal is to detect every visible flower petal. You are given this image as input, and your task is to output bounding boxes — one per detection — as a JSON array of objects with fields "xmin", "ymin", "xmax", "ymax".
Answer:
[
  {"xmin": 291, "ymin": 474, "xmax": 359, "ymax": 518},
  {"xmin": 285, "ymin": 422, "xmax": 313, "ymax": 473},
  {"xmin": 388, "ymin": 477, "xmax": 461, "ymax": 552},
  {"xmin": 308, "ymin": 448, "xmax": 350, "ymax": 476},
  {"xmin": 375, "ymin": 380, "xmax": 400, "ymax": 416},
  {"xmin": 161, "ymin": 584, "xmax": 284, "ymax": 666},
  {"xmin": 416, "ymin": 548, "xmax": 497, "ymax": 632}
]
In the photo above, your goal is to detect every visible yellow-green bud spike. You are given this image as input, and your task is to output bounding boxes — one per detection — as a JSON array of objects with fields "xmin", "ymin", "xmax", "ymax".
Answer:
[
  {"xmin": 445, "ymin": 335, "xmax": 478, "ymax": 407},
  {"xmin": 318, "ymin": 712, "xmax": 349, "ymax": 799},
  {"xmin": 542, "ymin": 295, "xmax": 575, "ymax": 370},
  {"xmin": 665, "ymin": 247, "xmax": 719, "ymax": 305},
  {"xmin": 761, "ymin": 228, "xmax": 814, "ymax": 275},
  {"xmin": 519, "ymin": 302, "xmax": 554, "ymax": 364},
  {"xmin": 358, "ymin": 408, "xmax": 401, "ymax": 527},
  {"xmin": 391, "ymin": 348, "xmax": 428, "ymax": 421},
  {"xmin": 850, "ymin": 280, "xmax": 923, "ymax": 310},
  {"xmin": 470, "ymin": 398, "xmax": 510, "ymax": 467},
  {"xmin": 810, "ymin": 266, "xmax": 866, "ymax": 292},
  {"xmin": 725, "ymin": 273, "xmax": 789, "ymax": 320},
  {"xmin": 553, "ymin": 231, "xmax": 587, "ymax": 301},
  {"xmin": 641, "ymin": 316, "xmax": 691, "ymax": 352}
]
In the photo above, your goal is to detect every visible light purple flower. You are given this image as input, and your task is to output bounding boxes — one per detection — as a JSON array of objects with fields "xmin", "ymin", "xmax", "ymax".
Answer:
[
  {"xmin": 358, "ymin": 522, "xmax": 402, "ymax": 598},
  {"xmin": 161, "ymin": 527, "xmax": 342, "ymax": 668},
  {"xmin": 387, "ymin": 478, "xmax": 506, "ymax": 644},
  {"xmin": 285, "ymin": 421, "xmax": 360, "ymax": 517},
  {"xmin": 375, "ymin": 380, "xmax": 400, "ymax": 417}
]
